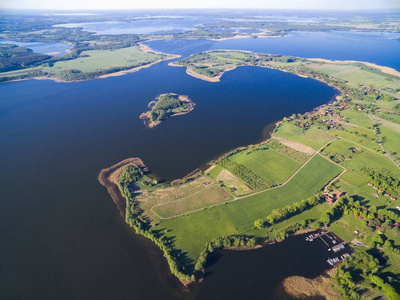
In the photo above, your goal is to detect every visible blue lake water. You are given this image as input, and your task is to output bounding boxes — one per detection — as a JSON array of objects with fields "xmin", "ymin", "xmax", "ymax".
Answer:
[
  {"xmin": 0, "ymin": 30, "xmax": 397, "ymax": 299},
  {"xmin": 0, "ymin": 40, "xmax": 71, "ymax": 57}
]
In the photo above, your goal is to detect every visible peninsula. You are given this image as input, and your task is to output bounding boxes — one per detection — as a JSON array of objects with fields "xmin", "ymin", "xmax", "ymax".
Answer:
[
  {"xmin": 100, "ymin": 51, "xmax": 400, "ymax": 299},
  {"xmin": 0, "ymin": 43, "xmax": 179, "ymax": 83},
  {"xmin": 139, "ymin": 93, "xmax": 195, "ymax": 128}
]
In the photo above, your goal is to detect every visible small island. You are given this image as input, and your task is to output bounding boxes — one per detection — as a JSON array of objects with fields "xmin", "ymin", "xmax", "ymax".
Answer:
[{"xmin": 139, "ymin": 93, "xmax": 195, "ymax": 128}]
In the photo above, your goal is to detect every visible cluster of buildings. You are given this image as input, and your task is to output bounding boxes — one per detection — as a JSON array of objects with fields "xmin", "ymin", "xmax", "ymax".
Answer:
[
  {"xmin": 368, "ymin": 183, "xmax": 397, "ymax": 200},
  {"xmin": 323, "ymin": 191, "xmax": 345, "ymax": 203}
]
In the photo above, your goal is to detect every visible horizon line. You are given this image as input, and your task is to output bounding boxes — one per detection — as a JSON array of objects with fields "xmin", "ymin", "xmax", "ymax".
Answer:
[{"xmin": 2, "ymin": 7, "xmax": 400, "ymax": 11}]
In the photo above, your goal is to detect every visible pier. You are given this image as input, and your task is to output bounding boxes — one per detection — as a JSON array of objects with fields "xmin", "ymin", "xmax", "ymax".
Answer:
[{"xmin": 306, "ymin": 231, "xmax": 352, "ymax": 267}]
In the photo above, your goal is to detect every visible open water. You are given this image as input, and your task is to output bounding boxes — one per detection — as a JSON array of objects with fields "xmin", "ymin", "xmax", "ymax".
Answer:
[{"xmin": 0, "ymin": 30, "xmax": 399, "ymax": 299}]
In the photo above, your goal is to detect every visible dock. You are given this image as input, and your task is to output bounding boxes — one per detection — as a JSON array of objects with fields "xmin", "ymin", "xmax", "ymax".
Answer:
[{"xmin": 305, "ymin": 231, "xmax": 353, "ymax": 267}]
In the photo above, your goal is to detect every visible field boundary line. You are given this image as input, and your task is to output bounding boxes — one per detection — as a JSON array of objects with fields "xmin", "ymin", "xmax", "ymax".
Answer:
[
  {"xmin": 157, "ymin": 138, "xmax": 338, "ymax": 221},
  {"xmin": 367, "ymin": 114, "xmax": 400, "ymax": 170},
  {"xmin": 150, "ymin": 182, "xmax": 223, "ymax": 212}
]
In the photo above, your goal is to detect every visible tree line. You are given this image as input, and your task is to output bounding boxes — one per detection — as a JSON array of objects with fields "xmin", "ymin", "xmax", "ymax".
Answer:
[
  {"xmin": 218, "ymin": 158, "xmax": 269, "ymax": 190},
  {"xmin": 194, "ymin": 236, "xmax": 260, "ymax": 271},
  {"xmin": 358, "ymin": 166, "xmax": 400, "ymax": 197},
  {"xmin": 254, "ymin": 195, "xmax": 322, "ymax": 229},
  {"xmin": 119, "ymin": 165, "xmax": 194, "ymax": 283}
]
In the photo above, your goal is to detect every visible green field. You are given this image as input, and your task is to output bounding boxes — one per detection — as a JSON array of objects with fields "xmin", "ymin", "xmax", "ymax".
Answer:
[
  {"xmin": 322, "ymin": 138, "xmax": 400, "ymax": 175},
  {"xmin": 155, "ymin": 154, "xmax": 343, "ymax": 262},
  {"xmin": 307, "ymin": 62, "xmax": 395, "ymax": 88},
  {"xmin": 0, "ymin": 45, "xmax": 168, "ymax": 81},
  {"xmin": 340, "ymin": 109, "xmax": 374, "ymax": 128},
  {"xmin": 43, "ymin": 46, "xmax": 164, "ymax": 75},
  {"xmin": 229, "ymin": 148, "xmax": 301, "ymax": 184},
  {"xmin": 273, "ymin": 122, "xmax": 335, "ymax": 149},
  {"xmin": 329, "ymin": 127, "xmax": 379, "ymax": 152},
  {"xmin": 152, "ymin": 184, "xmax": 232, "ymax": 219},
  {"xmin": 248, "ymin": 202, "xmax": 330, "ymax": 238},
  {"xmin": 379, "ymin": 124, "xmax": 400, "ymax": 158}
]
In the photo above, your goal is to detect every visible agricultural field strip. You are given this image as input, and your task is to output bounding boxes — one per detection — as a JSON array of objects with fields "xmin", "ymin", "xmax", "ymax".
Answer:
[
  {"xmin": 334, "ymin": 111, "xmax": 399, "ymax": 170},
  {"xmin": 366, "ymin": 92, "xmax": 400, "ymax": 169},
  {"xmin": 331, "ymin": 135, "xmax": 400, "ymax": 170},
  {"xmin": 322, "ymin": 133, "xmax": 400, "ymax": 197},
  {"xmin": 371, "ymin": 114, "xmax": 400, "ymax": 133},
  {"xmin": 334, "ymin": 115, "xmax": 371, "ymax": 131},
  {"xmin": 149, "ymin": 182, "xmax": 223, "ymax": 219},
  {"xmin": 367, "ymin": 113, "xmax": 387, "ymax": 154},
  {"xmin": 310, "ymin": 139, "xmax": 349, "ymax": 192},
  {"xmin": 155, "ymin": 138, "xmax": 339, "ymax": 220},
  {"xmin": 216, "ymin": 169, "xmax": 253, "ymax": 196},
  {"xmin": 337, "ymin": 178, "xmax": 360, "ymax": 192},
  {"xmin": 246, "ymin": 148, "xmax": 301, "ymax": 180}
]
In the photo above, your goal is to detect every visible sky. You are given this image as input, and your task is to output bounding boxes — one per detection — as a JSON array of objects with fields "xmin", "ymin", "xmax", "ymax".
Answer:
[{"xmin": 1, "ymin": 0, "xmax": 400, "ymax": 10}]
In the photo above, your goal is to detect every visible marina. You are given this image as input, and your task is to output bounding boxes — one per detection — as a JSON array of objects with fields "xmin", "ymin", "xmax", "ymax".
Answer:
[{"xmin": 306, "ymin": 231, "xmax": 353, "ymax": 267}]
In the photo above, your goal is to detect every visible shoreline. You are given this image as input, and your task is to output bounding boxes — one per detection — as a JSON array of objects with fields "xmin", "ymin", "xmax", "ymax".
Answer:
[
  {"xmin": 97, "ymin": 158, "xmax": 149, "ymax": 216},
  {"xmin": 1, "ymin": 48, "xmax": 180, "ymax": 85},
  {"xmin": 281, "ymin": 268, "xmax": 338, "ymax": 300},
  {"xmin": 143, "ymin": 32, "xmax": 285, "ymax": 44},
  {"xmin": 99, "ymin": 154, "xmax": 339, "ymax": 281},
  {"xmin": 168, "ymin": 61, "xmax": 239, "ymax": 83},
  {"xmin": 97, "ymin": 56, "xmax": 180, "ymax": 79},
  {"xmin": 309, "ymin": 58, "xmax": 400, "ymax": 77},
  {"xmin": 169, "ymin": 52, "xmax": 400, "ymax": 84}
]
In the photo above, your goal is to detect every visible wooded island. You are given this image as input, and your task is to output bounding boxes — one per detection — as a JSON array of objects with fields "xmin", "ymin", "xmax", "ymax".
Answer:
[{"xmin": 140, "ymin": 93, "xmax": 195, "ymax": 128}]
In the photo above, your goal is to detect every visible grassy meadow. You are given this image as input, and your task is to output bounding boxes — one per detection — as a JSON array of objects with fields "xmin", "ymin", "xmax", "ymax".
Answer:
[
  {"xmin": 229, "ymin": 148, "xmax": 301, "ymax": 185},
  {"xmin": 42, "ymin": 46, "xmax": 164, "ymax": 76},
  {"xmin": 155, "ymin": 154, "xmax": 342, "ymax": 261}
]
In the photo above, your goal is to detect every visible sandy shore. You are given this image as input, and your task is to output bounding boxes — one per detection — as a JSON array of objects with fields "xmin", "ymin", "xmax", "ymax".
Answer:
[
  {"xmin": 98, "ymin": 55, "xmax": 180, "ymax": 79},
  {"xmin": 45, "ymin": 51, "xmax": 61, "ymax": 56},
  {"xmin": 2, "ymin": 57, "xmax": 179, "ymax": 85},
  {"xmin": 141, "ymin": 33, "xmax": 284, "ymax": 44},
  {"xmin": 208, "ymin": 33, "xmax": 285, "ymax": 42},
  {"xmin": 310, "ymin": 58, "xmax": 400, "ymax": 77},
  {"xmin": 97, "ymin": 158, "xmax": 149, "ymax": 216},
  {"xmin": 169, "ymin": 62, "xmax": 239, "ymax": 83}
]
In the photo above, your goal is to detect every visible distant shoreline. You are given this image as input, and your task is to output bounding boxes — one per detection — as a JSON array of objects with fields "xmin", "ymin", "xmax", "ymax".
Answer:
[{"xmin": 0, "ymin": 46, "xmax": 180, "ymax": 84}]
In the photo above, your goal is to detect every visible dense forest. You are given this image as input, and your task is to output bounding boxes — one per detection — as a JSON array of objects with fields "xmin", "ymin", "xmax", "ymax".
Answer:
[
  {"xmin": 148, "ymin": 93, "xmax": 190, "ymax": 123},
  {"xmin": 0, "ymin": 44, "xmax": 50, "ymax": 72}
]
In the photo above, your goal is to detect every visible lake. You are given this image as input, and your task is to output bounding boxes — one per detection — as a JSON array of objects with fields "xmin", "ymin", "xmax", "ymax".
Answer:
[
  {"xmin": 53, "ymin": 16, "xmax": 218, "ymax": 35},
  {"xmin": 0, "ymin": 31, "xmax": 398, "ymax": 299},
  {"xmin": 0, "ymin": 40, "xmax": 72, "ymax": 57}
]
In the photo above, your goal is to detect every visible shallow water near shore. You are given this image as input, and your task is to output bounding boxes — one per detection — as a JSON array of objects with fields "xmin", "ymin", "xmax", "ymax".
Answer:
[{"xmin": 0, "ymin": 31, "xmax": 398, "ymax": 299}]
